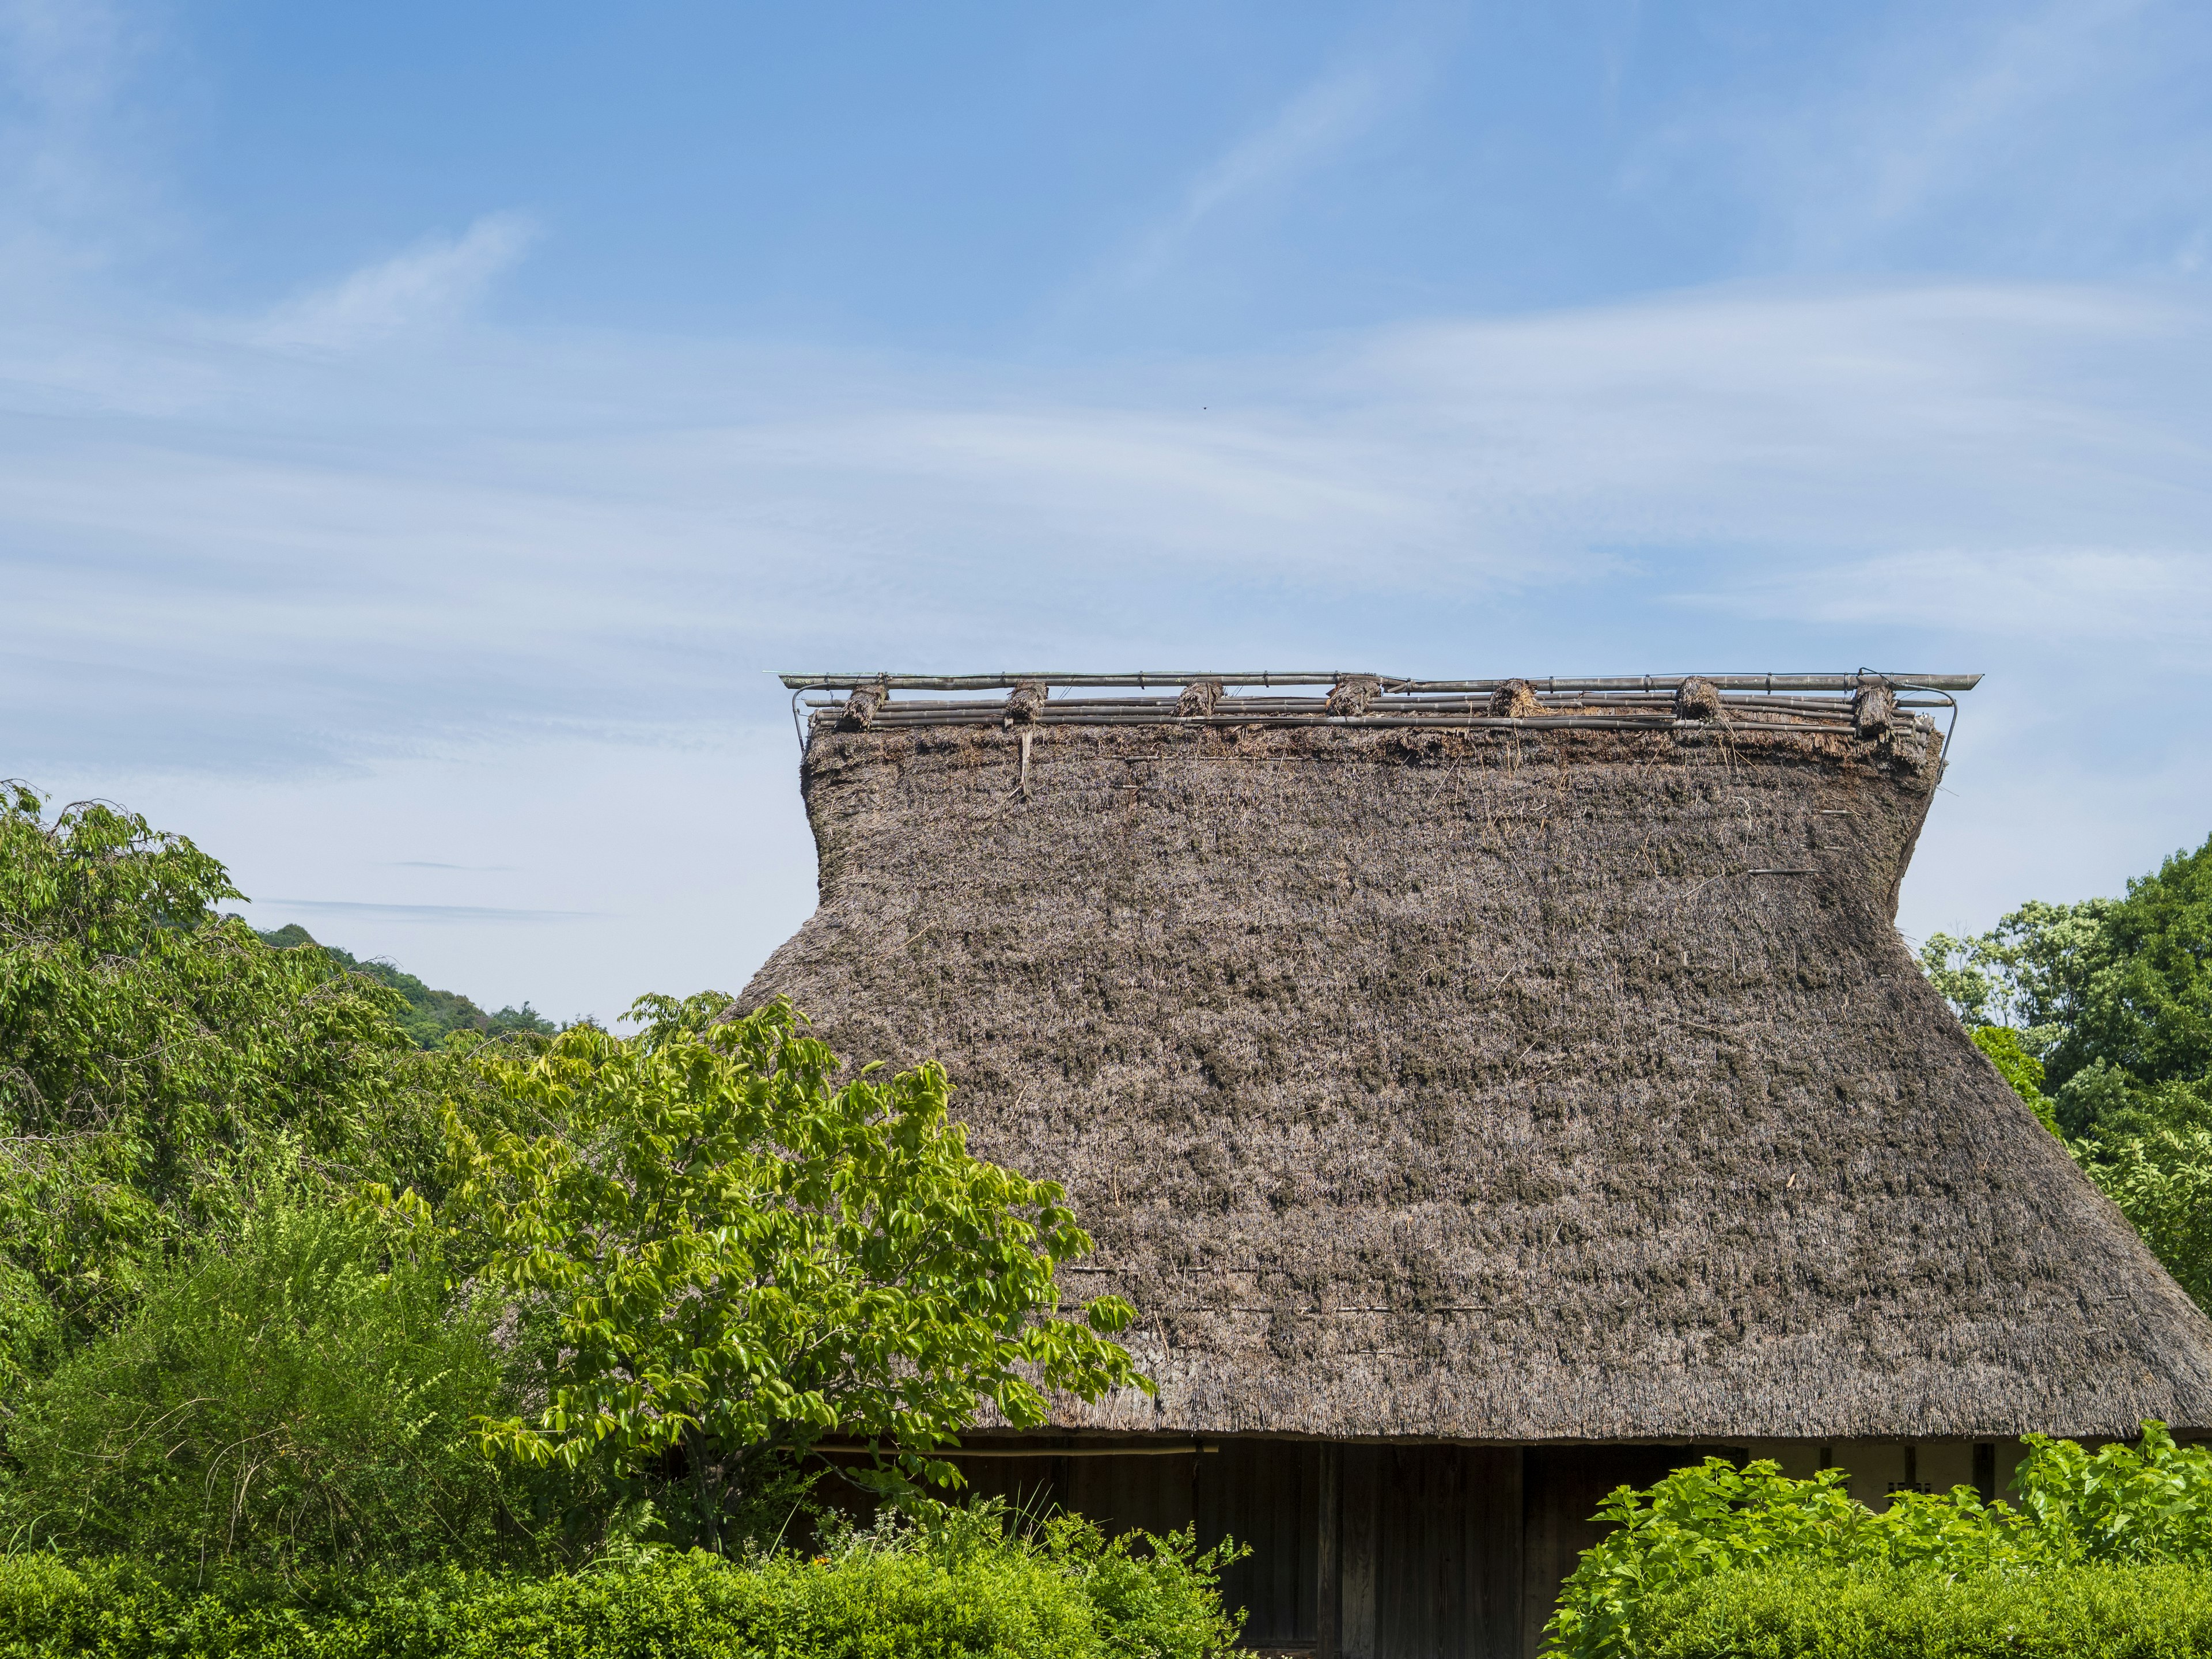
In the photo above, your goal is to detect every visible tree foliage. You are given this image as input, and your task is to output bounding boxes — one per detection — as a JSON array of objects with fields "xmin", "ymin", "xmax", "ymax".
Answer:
[
  {"xmin": 0, "ymin": 785, "xmax": 450, "ymax": 1375},
  {"xmin": 1967, "ymin": 1025, "xmax": 2058, "ymax": 1134},
  {"xmin": 254, "ymin": 926, "xmax": 555, "ymax": 1050},
  {"xmin": 435, "ymin": 991, "xmax": 1149, "ymax": 1552},
  {"xmin": 1, "ymin": 783, "xmax": 1156, "ymax": 1572},
  {"xmin": 2063, "ymin": 835, "xmax": 2212, "ymax": 1092},
  {"xmin": 1922, "ymin": 835, "xmax": 2212, "ymax": 1124},
  {"xmin": 1920, "ymin": 836, "xmax": 2212, "ymax": 1309},
  {"xmin": 1920, "ymin": 899, "xmax": 2115, "ymax": 1061}
]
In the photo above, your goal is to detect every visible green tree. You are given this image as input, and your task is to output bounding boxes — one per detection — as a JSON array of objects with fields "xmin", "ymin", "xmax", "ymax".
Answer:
[
  {"xmin": 0, "ymin": 786, "xmax": 444, "ymax": 1374},
  {"xmin": 255, "ymin": 925, "xmax": 557, "ymax": 1048},
  {"xmin": 434, "ymin": 993, "xmax": 1150, "ymax": 1554},
  {"xmin": 1919, "ymin": 898, "xmax": 2115, "ymax": 1064},
  {"xmin": 1919, "ymin": 841, "xmax": 2212, "ymax": 1312},
  {"xmin": 1969, "ymin": 1025, "xmax": 2059, "ymax": 1134},
  {"xmin": 2058, "ymin": 835, "xmax": 2212, "ymax": 1093}
]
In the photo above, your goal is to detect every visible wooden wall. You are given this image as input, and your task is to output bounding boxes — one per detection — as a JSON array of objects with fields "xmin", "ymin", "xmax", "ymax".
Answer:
[
  {"xmin": 1339, "ymin": 1445, "xmax": 1522, "ymax": 1659},
  {"xmin": 910, "ymin": 1438, "xmax": 1827, "ymax": 1658},
  {"xmin": 957, "ymin": 1442, "xmax": 1323, "ymax": 1649},
  {"xmin": 954, "ymin": 1439, "xmax": 1528, "ymax": 1656}
]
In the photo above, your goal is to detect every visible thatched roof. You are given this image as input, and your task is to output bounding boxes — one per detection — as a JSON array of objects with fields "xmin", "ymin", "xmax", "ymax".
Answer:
[{"xmin": 743, "ymin": 672, "xmax": 2212, "ymax": 1441}]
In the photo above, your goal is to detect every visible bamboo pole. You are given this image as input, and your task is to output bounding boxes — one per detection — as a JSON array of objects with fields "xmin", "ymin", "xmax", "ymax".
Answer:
[{"xmin": 780, "ymin": 671, "xmax": 1984, "ymax": 692}]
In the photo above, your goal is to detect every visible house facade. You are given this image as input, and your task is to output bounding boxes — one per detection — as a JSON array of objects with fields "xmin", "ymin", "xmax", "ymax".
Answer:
[{"xmin": 746, "ymin": 671, "xmax": 2212, "ymax": 1659}]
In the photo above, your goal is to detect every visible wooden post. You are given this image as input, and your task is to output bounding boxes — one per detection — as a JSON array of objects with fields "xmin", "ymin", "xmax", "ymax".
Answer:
[{"xmin": 1317, "ymin": 1442, "xmax": 1342, "ymax": 1658}]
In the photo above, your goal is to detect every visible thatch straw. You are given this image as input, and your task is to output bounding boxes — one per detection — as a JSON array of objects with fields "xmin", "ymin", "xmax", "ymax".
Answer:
[
  {"xmin": 742, "ymin": 699, "xmax": 2212, "ymax": 1441},
  {"xmin": 1672, "ymin": 677, "xmax": 1723, "ymax": 722},
  {"xmin": 1488, "ymin": 680, "xmax": 1543, "ymax": 718},
  {"xmin": 1327, "ymin": 676, "xmax": 1384, "ymax": 717}
]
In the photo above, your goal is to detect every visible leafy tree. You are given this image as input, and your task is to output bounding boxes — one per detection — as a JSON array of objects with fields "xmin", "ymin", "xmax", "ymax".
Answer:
[
  {"xmin": 255, "ymin": 925, "xmax": 556, "ymax": 1048},
  {"xmin": 434, "ymin": 993, "xmax": 1150, "ymax": 1554},
  {"xmin": 1968, "ymin": 1025, "xmax": 2059, "ymax": 1134},
  {"xmin": 1920, "ymin": 842, "xmax": 2212, "ymax": 1310},
  {"xmin": 0, "ymin": 786, "xmax": 440, "ymax": 1372},
  {"xmin": 2081, "ymin": 1129, "xmax": 2212, "ymax": 1312},
  {"xmin": 1919, "ymin": 899, "xmax": 2115, "ymax": 1066},
  {"xmin": 2057, "ymin": 835, "xmax": 2212, "ymax": 1093},
  {"xmin": 0, "ymin": 1202, "xmax": 527, "ymax": 1573},
  {"xmin": 1922, "ymin": 836, "xmax": 2212, "ymax": 1115}
]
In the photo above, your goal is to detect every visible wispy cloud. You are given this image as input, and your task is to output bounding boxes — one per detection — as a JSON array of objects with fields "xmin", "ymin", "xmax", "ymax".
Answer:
[
  {"xmin": 1680, "ymin": 546, "xmax": 2212, "ymax": 657},
  {"xmin": 8, "ymin": 266, "xmax": 2212, "ymax": 1009},
  {"xmin": 0, "ymin": 0, "xmax": 168, "ymax": 281},
  {"xmin": 1634, "ymin": 0, "xmax": 2212, "ymax": 274},
  {"xmin": 249, "ymin": 899, "xmax": 594, "ymax": 923},
  {"xmin": 1187, "ymin": 69, "xmax": 1388, "ymax": 225},
  {"xmin": 244, "ymin": 213, "xmax": 537, "ymax": 354},
  {"xmin": 6, "ymin": 273, "xmax": 2209, "ymax": 770},
  {"xmin": 1109, "ymin": 60, "xmax": 1399, "ymax": 287}
]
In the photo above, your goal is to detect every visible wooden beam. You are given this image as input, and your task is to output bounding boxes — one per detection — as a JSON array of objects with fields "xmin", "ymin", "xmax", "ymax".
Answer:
[{"xmin": 1317, "ymin": 1443, "xmax": 1341, "ymax": 1659}]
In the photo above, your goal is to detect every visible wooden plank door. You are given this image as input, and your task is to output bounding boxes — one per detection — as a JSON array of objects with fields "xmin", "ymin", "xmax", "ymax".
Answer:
[{"xmin": 1339, "ymin": 1445, "xmax": 1522, "ymax": 1659}]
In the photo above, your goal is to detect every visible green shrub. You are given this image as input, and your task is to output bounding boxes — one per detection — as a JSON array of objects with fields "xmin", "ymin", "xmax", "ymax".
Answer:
[
  {"xmin": 1628, "ymin": 1563, "xmax": 2212, "ymax": 1658},
  {"xmin": 1545, "ymin": 1425, "xmax": 2212, "ymax": 1659},
  {"xmin": 2012, "ymin": 1422, "xmax": 2212, "ymax": 1564},
  {"xmin": 0, "ymin": 1499, "xmax": 1244, "ymax": 1658},
  {"xmin": 0, "ymin": 1202, "xmax": 528, "ymax": 1573}
]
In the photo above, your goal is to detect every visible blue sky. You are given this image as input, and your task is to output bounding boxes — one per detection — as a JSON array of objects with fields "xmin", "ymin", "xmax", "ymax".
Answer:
[{"xmin": 7, "ymin": 0, "xmax": 2212, "ymax": 1021}]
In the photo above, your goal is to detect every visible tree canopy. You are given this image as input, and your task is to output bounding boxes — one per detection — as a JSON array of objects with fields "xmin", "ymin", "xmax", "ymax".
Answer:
[
  {"xmin": 1922, "ymin": 831, "xmax": 2212, "ymax": 1312},
  {"xmin": 438, "ymin": 991, "xmax": 1148, "ymax": 1551},
  {"xmin": 254, "ymin": 924, "xmax": 556, "ymax": 1048},
  {"xmin": 0, "ymin": 785, "xmax": 448, "ymax": 1376},
  {"xmin": 0, "ymin": 784, "xmax": 1148, "ymax": 1566}
]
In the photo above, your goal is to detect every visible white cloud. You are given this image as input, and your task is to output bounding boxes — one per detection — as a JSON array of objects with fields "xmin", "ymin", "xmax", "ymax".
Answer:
[
  {"xmin": 5, "ymin": 274, "xmax": 2209, "ymax": 756},
  {"xmin": 1184, "ymin": 68, "xmax": 1388, "ymax": 225},
  {"xmin": 1107, "ymin": 56, "xmax": 1404, "ymax": 288},
  {"xmin": 8, "ymin": 271, "xmax": 2212, "ymax": 1006},
  {"xmin": 1634, "ymin": 0, "xmax": 2212, "ymax": 273},
  {"xmin": 245, "ymin": 213, "xmax": 537, "ymax": 354},
  {"xmin": 1684, "ymin": 546, "xmax": 2212, "ymax": 655},
  {"xmin": 0, "ymin": 0, "xmax": 169, "ymax": 281}
]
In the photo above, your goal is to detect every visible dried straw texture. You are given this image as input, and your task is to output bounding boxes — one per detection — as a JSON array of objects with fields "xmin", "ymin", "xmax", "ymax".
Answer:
[{"xmin": 741, "ymin": 717, "xmax": 2212, "ymax": 1441}]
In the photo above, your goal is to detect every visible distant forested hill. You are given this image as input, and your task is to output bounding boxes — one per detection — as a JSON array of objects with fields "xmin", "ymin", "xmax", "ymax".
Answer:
[{"xmin": 253, "ymin": 925, "xmax": 556, "ymax": 1049}]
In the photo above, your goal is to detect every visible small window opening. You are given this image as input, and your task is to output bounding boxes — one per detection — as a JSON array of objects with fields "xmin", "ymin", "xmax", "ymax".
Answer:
[{"xmin": 1886, "ymin": 1442, "xmax": 1931, "ymax": 1497}]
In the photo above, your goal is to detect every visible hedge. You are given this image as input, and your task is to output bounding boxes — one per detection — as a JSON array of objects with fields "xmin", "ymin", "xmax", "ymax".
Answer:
[
  {"xmin": 1628, "ymin": 1564, "xmax": 2212, "ymax": 1659},
  {"xmin": 1545, "ymin": 1426, "xmax": 2212, "ymax": 1658},
  {"xmin": 0, "ymin": 1510, "xmax": 1241, "ymax": 1659}
]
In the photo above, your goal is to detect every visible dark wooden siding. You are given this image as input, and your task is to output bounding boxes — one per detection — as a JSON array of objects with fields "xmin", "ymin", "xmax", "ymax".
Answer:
[
  {"xmin": 1339, "ymin": 1446, "xmax": 1522, "ymax": 1659},
  {"xmin": 882, "ymin": 1438, "xmax": 1727, "ymax": 1658},
  {"xmin": 1203, "ymin": 1441, "xmax": 1321, "ymax": 1649},
  {"xmin": 1519, "ymin": 1445, "xmax": 1746, "ymax": 1658}
]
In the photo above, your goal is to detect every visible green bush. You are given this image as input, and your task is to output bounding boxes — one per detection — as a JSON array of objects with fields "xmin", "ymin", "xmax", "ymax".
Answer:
[
  {"xmin": 1545, "ymin": 1425, "xmax": 2212, "ymax": 1659},
  {"xmin": 0, "ymin": 1203, "xmax": 528, "ymax": 1573},
  {"xmin": 0, "ymin": 1501, "xmax": 1245, "ymax": 1658},
  {"xmin": 1627, "ymin": 1564, "xmax": 2212, "ymax": 1658}
]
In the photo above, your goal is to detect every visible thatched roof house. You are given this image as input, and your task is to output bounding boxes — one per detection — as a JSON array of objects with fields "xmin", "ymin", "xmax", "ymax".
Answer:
[{"xmin": 746, "ymin": 671, "xmax": 2212, "ymax": 1659}]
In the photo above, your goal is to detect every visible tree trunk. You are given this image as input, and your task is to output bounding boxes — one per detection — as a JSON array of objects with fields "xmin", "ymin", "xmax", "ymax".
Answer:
[{"xmin": 687, "ymin": 1425, "xmax": 722, "ymax": 1555}]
